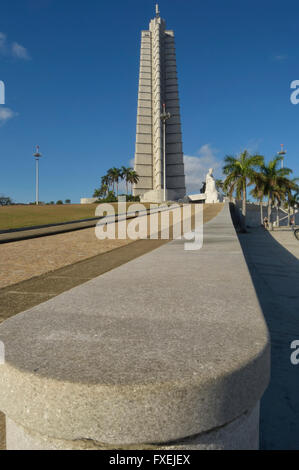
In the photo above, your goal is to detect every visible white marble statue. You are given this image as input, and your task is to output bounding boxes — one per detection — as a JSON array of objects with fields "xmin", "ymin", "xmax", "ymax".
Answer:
[{"xmin": 205, "ymin": 168, "xmax": 220, "ymax": 203}]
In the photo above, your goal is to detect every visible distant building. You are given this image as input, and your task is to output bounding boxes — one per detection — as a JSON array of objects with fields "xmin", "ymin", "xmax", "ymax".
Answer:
[{"xmin": 80, "ymin": 198, "xmax": 98, "ymax": 204}]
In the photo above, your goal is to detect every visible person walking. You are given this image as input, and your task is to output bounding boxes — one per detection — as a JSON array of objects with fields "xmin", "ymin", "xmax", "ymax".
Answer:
[{"xmin": 263, "ymin": 216, "xmax": 269, "ymax": 229}]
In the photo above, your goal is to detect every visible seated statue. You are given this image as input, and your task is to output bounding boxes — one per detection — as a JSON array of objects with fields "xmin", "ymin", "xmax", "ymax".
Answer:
[{"xmin": 205, "ymin": 168, "xmax": 220, "ymax": 203}]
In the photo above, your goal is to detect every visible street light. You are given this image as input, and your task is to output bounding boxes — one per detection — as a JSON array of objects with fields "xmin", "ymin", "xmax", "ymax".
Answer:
[
  {"xmin": 160, "ymin": 103, "xmax": 171, "ymax": 202},
  {"xmin": 33, "ymin": 145, "xmax": 42, "ymax": 205},
  {"xmin": 277, "ymin": 144, "xmax": 286, "ymax": 169}
]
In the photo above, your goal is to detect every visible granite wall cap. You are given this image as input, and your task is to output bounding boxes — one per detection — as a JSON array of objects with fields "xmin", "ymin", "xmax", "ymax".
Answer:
[{"xmin": 0, "ymin": 204, "xmax": 270, "ymax": 445}]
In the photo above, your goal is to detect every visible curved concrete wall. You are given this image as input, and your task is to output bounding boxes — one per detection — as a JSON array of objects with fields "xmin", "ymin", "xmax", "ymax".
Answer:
[{"xmin": 0, "ymin": 203, "xmax": 270, "ymax": 449}]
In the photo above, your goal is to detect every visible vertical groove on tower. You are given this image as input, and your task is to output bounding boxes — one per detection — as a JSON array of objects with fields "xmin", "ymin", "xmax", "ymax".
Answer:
[
  {"xmin": 134, "ymin": 30, "xmax": 153, "ymax": 193},
  {"xmin": 151, "ymin": 17, "xmax": 164, "ymax": 191}
]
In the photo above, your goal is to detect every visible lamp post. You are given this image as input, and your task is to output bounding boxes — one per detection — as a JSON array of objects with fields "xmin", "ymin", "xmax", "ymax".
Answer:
[
  {"xmin": 33, "ymin": 145, "xmax": 42, "ymax": 205},
  {"xmin": 160, "ymin": 104, "xmax": 171, "ymax": 202},
  {"xmin": 277, "ymin": 144, "xmax": 286, "ymax": 169}
]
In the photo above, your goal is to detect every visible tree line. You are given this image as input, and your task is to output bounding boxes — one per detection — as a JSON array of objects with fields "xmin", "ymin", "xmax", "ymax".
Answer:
[
  {"xmin": 221, "ymin": 150, "xmax": 299, "ymax": 230},
  {"xmin": 0, "ymin": 195, "xmax": 12, "ymax": 206},
  {"xmin": 93, "ymin": 167, "xmax": 140, "ymax": 201},
  {"xmin": 0, "ymin": 197, "xmax": 72, "ymax": 206}
]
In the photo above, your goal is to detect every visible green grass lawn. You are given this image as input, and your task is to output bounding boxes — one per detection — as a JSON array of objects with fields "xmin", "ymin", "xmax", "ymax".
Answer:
[
  {"xmin": 0, "ymin": 203, "xmax": 153, "ymax": 231},
  {"xmin": 0, "ymin": 203, "xmax": 223, "ymax": 231}
]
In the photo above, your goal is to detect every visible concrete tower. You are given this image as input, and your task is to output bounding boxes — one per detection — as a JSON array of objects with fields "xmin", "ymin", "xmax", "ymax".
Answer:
[{"xmin": 133, "ymin": 4, "xmax": 186, "ymax": 202}]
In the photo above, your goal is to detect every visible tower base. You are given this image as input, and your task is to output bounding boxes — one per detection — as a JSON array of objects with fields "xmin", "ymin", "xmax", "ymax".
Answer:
[{"xmin": 140, "ymin": 189, "xmax": 184, "ymax": 203}]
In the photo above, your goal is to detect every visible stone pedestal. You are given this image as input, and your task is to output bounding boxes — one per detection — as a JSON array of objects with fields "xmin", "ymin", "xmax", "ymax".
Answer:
[{"xmin": 5, "ymin": 404, "xmax": 260, "ymax": 450}]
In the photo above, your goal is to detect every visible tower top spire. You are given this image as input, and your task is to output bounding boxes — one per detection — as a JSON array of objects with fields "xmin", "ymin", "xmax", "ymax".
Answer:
[{"xmin": 155, "ymin": 3, "xmax": 160, "ymax": 18}]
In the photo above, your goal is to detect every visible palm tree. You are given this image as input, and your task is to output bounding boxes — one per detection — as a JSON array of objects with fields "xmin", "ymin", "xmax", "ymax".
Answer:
[
  {"xmin": 215, "ymin": 179, "xmax": 224, "ymax": 192},
  {"xmin": 93, "ymin": 183, "xmax": 108, "ymax": 199},
  {"xmin": 114, "ymin": 168, "xmax": 123, "ymax": 196},
  {"xmin": 127, "ymin": 169, "xmax": 140, "ymax": 195},
  {"xmin": 107, "ymin": 167, "xmax": 122, "ymax": 195},
  {"xmin": 101, "ymin": 175, "xmax": 110, "ymax": 194},
  {"xmin": 106, "ymin": 169, "xmax": 115, "ymax": 194},
  {"xmin": 250, "ymin": 172, "xmax": 267, "ymax": 225},
  {"xmin": 121, "ymin": 166, "xmax": 133, "ymax": 195},
  {"xmin": 289, "ymin": 190, "xmax": 299, "ymax": 226},
  {"xmin": 273, "ymin": 184, "xmax": 287, "ymax": 228},
  {"xmin": 282, "ymin": 180, "xmax": 299, "ymax": 226},
  {"xmin": 260, "ymin": 156, "xmax": 293, "ymax": 227},
  {"xmin": 223, "ymin": 150, "xmax": 264, "ymax": 228}
]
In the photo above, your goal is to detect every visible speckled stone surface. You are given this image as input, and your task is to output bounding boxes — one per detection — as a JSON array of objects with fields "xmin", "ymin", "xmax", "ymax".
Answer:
[
  {"xmin": 0, "ymin": 204, "xmax": 270, "ymax": 446},
  {"xmin": 6, "ymin": 403, "xmax": 260, "ymax": 450}
]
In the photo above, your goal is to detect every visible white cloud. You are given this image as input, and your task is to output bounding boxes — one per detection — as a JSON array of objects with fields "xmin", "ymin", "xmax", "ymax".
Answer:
[
  {"xmin": 11, "ymin": 42, "xmax": 30, "ymax": 60},
  {"xmin": 0, "ymin": 32, "xmax": 30, "ymax": 60},
  {"xmin": 244, "ymin": 138, "xmax": 263, "ymax": 155},
  {"xmin": 184, "ymin": 144, "xmax": 223, "ymax": 194},
  {"xmin": 0, "ymin": 32, "xmax": 6, "ymax": 53},
  {"xmin": 131, "ymin": 145, "xmax": 223, "ymax": 194},
  {"xmin": 0, "ymin": 107, "xmax": 17, "ymax": 126},
  {"xmin": 273, "ymin": 54, "xmax": 287, "ymax": 62}
]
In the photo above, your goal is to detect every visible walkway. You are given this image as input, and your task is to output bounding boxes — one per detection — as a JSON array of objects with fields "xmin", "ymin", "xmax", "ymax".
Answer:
[
  {"xmin": 0, "ymin": 203, "xmax": 223, "ymax": 450},
  {"xmin": 0, "ymin": 204, "xmax": 223, "ymax": 289},
  {"xmin": 238, "ymin": 227, "xmax": 299, "ymax": 449}
]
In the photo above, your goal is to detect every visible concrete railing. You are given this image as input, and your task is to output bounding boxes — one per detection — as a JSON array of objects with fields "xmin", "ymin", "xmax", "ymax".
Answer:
[
  {"xmin": 235, "ymin": 201, "xmax": 291, "ymax": 227},
  {"xmin": 0, "ymin": 203, "xmax": 270, "ymax": 450}
]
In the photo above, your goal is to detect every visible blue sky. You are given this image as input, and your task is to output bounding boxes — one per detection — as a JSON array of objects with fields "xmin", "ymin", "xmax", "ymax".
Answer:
[{"xmin": 1, "ymin": 0, "xmax": 299, "ymax": 202}]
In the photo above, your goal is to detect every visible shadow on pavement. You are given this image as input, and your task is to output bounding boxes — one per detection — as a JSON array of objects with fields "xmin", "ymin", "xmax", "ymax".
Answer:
[{"xmin": 238, "ymin": 227, "xmax": 299, "ymax": 450}]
